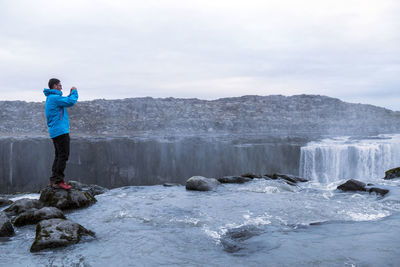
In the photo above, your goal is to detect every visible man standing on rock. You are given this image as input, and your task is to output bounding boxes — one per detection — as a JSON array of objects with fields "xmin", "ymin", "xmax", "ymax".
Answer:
[{"xmin": 43, "ymin": 78, "xmax": 78, "ymax": 190}]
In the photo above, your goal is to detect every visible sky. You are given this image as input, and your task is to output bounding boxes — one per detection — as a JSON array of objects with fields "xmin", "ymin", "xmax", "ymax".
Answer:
[{"xmin": 0, "ymin": 0, "xmax": 399, "ymax": 110}]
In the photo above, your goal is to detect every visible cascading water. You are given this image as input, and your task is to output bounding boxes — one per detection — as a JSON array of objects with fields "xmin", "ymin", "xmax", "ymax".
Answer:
[{"xmin": 299, "ymin": 134, "xmax": 400, "ymax": 183}]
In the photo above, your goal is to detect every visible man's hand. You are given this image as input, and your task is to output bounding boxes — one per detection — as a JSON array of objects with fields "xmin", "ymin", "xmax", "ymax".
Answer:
[{"xmin": 70, "ymin": 86, "xmax": 77, "ymax": 94}]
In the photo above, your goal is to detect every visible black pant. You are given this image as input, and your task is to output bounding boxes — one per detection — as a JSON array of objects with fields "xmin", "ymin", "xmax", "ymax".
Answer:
[{"xmin": 50, "ymin": 133, "xmax": 70, "ymax": 183}]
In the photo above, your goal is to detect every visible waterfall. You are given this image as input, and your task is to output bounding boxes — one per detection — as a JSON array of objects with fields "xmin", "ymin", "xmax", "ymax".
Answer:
[
  {"xmin": 299, "ymin": 135, "xmax": 400, "ymax": 183},
  {"xmin": 9, "ymin": 142, "xmax": 13, "ymax": 185}
]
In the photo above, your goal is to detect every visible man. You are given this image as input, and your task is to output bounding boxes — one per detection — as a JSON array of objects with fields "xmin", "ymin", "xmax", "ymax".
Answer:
[{"xmin": 43, "ymin": 78, "xmax": 79, "ymax": 189}]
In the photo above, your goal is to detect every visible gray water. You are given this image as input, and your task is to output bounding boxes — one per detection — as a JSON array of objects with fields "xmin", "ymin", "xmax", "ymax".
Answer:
[
  {"xmin": 1, "ymin": 135, "xmax": 400, "ymax": 266},
  {"xmin": 1, "ymin": 178, "xmax": 400, "ymax": 266}
]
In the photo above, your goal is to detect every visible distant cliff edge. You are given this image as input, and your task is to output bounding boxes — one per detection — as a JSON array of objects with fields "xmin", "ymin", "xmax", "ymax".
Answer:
[{"xmin": 1, "ymin": 94, "xmax": 399, "ymax": 137}]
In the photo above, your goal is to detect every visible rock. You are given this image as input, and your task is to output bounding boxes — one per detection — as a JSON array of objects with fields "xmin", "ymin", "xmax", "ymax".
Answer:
[
  {"xmin": 163, "ymin": 183, "xmax": 181, "ymax": 187},
  {"xmin": 220, "ymin": 225, "xmax": 262, "ymax": 253},
  {"xmin": 272, "ymin": 173, "xmax": 309, "ymax": 183},
  {"xmin": 185, "ymin": 176, "xmax": 220, "ymax": 191},
  {"xmin": 217, "ymin": 176, "xmax": 252, "ymax": 184},
  {"xmin": 0, "ymin": 212, "xmax": 14, "ymax": 237},
  {"xmin": 30, "ymin": 219, "xmax": 95, "ymax": 252},
  {"xmin": 67, "ymin": 181, "xmax": 108, "ymax": 196},
  {"xmin": 40, "ymin": 186, "xmax": 96, "ymax": 210},
  {"xmin": 13, "ymin": 207, "xmax": 66, "ymax": 227},
  {"xmin": 0, "ymin": 197, "xmax": 13, "ymax": 208},
  {"xmin": 337, "ymin": 179, "xmax": 367, "ymax": 192},
  {"xmin": 240, "ymin": 173, "xmax": 261, "ymax": 179},
  {"xmin": 4, "ymin": 198, "xmax": 44, "ymax": 217},
  {"xmin": 367, "ymin": 187, "xmax": 389, "ymax": 196},
  {"xmin": 383, "ymin": 167, "xmax": 400, "ymax": 180}
]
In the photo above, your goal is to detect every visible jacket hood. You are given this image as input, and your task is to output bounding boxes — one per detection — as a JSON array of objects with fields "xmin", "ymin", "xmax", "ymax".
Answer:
[{"xmin": 43, "ymin": 88, "xmax": 63, "ymax": 97}]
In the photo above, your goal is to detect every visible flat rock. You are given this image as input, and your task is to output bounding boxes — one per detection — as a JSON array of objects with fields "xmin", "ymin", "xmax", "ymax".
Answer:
[
  {"xmin": 30, "ymin": 219, "xmax": 95, "ymax": 252},
  {"xmin": 4, "ymin": 198, "xmax": 44, "ymax": 217},
  {"xmin": 40, "ymin": 186, "xmax": 96, "ymax": 210},
  {"xmin": 240, "ymin": 173, "xmax": 261, "ymax": 179},
  {"xmin": 367, "ymin": 187, "xmax": 389, "ymax": 196},
  {"xmin": 337, "ymin": 179, "xmax": 367, "ymax": 192},
  {"xmin": 383, "ymin": 167, "xmax": 400, "ymax": 180},
  {"xmin": 13, "ymin": 207, "xmax": 66, "ymax": 227},
  {"xmin": 186, "ymin": 176, "xmax": 220, "ymax": 191},
  {"xmin": 163, "ymin": 183, "xmax": 181, "ymax": 187},
  {"xmin": 67, "ymin": 181, "xmax": 108, "ymax": 196},
  {"xmin": 0, "ymin": 197, "xmax": 13, "ymax": 208},
  {"xmin": 272, "ymin": 173, "xmax": 309, "ymax": 183},
  {"xmin": 217, "ymin": 176, "xmax": 252, "ymax": 184},
  {"xmin": 0, "ymin": 212, "xmax": 14, "ymax": 237}
]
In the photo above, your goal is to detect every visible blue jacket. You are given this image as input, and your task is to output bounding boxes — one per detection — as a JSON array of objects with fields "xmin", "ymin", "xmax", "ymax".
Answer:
[{"xmin": 43, "ymin": 89, "xmax": 79, "ymax": 138}]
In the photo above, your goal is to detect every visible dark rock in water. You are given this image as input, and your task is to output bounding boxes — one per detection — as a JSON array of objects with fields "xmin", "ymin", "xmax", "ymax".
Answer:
[
  {"xmin": 272, "ymin": 173, "xmax": 309, "ymax": 183},
  {"xmin": 67, "ymin": 181, "xmax": 108, "ymax": 196},
  {"xmin": 220, "ymin": 225, "xmax": 262, "ymax": 253},
  {"xmin": 383, "ymin": 167, "xmax": 400, "ymax": 180},
  {"xmin": 40, "ymin": 187, "xmax": 96, "ymax": 210},
  {"xmin": 30, "ymin": 219, "xmax": 95, "ymax": 252},
  {"xmin": 337, "ymin": 179, "xmax": 367, "ymax": 192},
  {"xmin": 240, "ymin": 173, "xmax": 261, "ymax": 179},
  {"xmin": 185, "ymin": 176, "xmax": 220, "ymax": 191},
  {"xmin": 367, "ymin": 187, "xmax": 389, "ymax": 196},
  {"xmin": 13, "ymin": 207, "xmax": 66, "ymax": 227},
  {"xmin": 4, "ymin": 199, "xmax": 44, "ymax": 217},
  {"xmin": 163, "ymin": 183, "xmax": 181, "ymax": 187},
  {"xmin": 0, "ymin": 197, "xmax": 13, "ymax": 208},
  {"xmin": 217, "ymin": 176, "xmax": 252, "ymax": 184},
  {"xmin": 0, "ymin": 212, "xmax": 14, "ymax": 237},
  {"xmin": 263, "ymin": 174, "xmax": 274, "ymax": 179}
]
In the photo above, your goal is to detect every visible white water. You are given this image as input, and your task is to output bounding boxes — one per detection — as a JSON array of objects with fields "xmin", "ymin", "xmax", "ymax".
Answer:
[{"xmin": 299, "ymin": 134, "xmax": 400, "ymax": 183}]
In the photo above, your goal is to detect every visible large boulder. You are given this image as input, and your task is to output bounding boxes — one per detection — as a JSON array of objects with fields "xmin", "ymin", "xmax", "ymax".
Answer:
[
  {"xmin": 30, "ymin": 219, "xmax": 95, "ymax": 252},
  {"xmin": 337, "ymin": 179, "xmax": 367, "ymax": 192},
  {"xmin": 4, "ymin": 198, "xmax": 44, "ymax": 217},
  {"xmin": 186, "ymin": 176, "xmax": 220, "ymax": 191},
  {"xmin": 67, "ymin": 181, "xmax": 108, "ymax": 196},
  {"xmin": 383, "ymin": 167, "xmax": 400, "ymax": 180},
  {"xmin": 0, "ymin": 212, "xmax": 14, "ymax": 237},
  {"xmin": 217, "ymin": 176, "xmax": 252, "ymax": 184},
  {"xmin": 40, "ymin": 186, "xmax": 96, "ymax": 210},
  {"xmin": 13, "ymin": 207, "xmax": 66, "ymax": 227},
  {"xmin": 0, "ymin": 197, "xmax": 13, "ymax": 208}
]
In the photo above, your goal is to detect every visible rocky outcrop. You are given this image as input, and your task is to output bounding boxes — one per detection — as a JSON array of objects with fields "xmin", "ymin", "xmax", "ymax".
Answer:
[
  {"xmin": 383, "ymin": 167, "xmax": 400, "ymax": 180},
  {"xmin": 13, "ymin": 207, "xmax": 65, "ymax": 227},
  {"xmin": 40, "ymin": 187, "xmax": 96, "ymax": 210},
  {"xmin": 4, "ymin": 199, "xmax": 44, "ymax": 217},
  {"xmin": 337, "ymin": 179, "xmax": 389, "ymax": 196},
  {"xmin": 0, "ymin": 212, "xmax": 14, "ymax": 237},
  {"xmin": 186, "ymin": 176, "xmax": 220, "ymax": 191},
  {"xmin": 271, "ymin": 173, "xmax": 309, "ymax": 183},
  {"xmin": 67, "ymin": 181, "xmax": 108, "ymax": 196},
  {"xmin": 240, "ymin": 173, "xmax": 261, "ymax": 179},
  {"xmin": 30, "ymin": 219, "xmax": 95, "ymax": 252},
  {"xmin": 218, "ymin": 176, "xmax": 252, "ymax": 184},
  {"xmin": 0, "ymin": 197, "xmax": 13, "ymax": 208}
]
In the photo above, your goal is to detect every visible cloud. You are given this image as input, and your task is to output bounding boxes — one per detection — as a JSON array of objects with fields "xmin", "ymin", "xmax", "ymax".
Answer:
[{"xmin": 0, "ymin": 0, "xmax": 399, "ymax": 110}]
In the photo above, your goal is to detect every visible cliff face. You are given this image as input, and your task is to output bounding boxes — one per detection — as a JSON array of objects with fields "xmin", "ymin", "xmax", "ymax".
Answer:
[{"xmin": 1, "ymin": 94, "xmax": 399, "ymax": 137}]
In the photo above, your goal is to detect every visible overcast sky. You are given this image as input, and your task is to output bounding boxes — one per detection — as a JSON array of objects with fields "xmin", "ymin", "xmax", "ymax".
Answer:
[{"xmin": 0, "ymin": 0, "xmax": 399, "ymax": 110}]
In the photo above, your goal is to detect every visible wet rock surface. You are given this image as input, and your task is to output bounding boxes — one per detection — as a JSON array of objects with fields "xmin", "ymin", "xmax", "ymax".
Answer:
[
  {"xmin": 67, "ymin": 181, "xmax": 108, "ymax": 196},
  {"xmin": 240, "ymin": 173, "xmax": 261, "ymax": 179},
  {"xmin": 220, "ymin": 225, "xmax": 263, "ymax": 253},
  {"xmin": 30, "ymin": 219, "xmax": 95, "ymax": 252},
  {"xmin": 218, "ymin": 176, "xmax": 252, "ymax": 184},
  {"xmin": 272, "ymin": 173, "xmax": 309, "ymax": 183},
  {"xmin": 0, "ymin": 197, "xmax": 13, "ymax": 208},
  {"xmin": 4, "ymin": 199, "xmax": 44, "ymax": 217},
  {"xmin": 40, "ymin": 186, "xmax": 97, "ymax": 210},
  {"xmin": 13, "ymin": 207, "xmax": 66, "ymax": 227},
  {"xmin": 383, "ymin": 167, "xmax": 400, "ymax": 180},
  {"xmin": 0, "ymin": 212, "xmax": 14, "ymax": 237},
  {"xmin": 337, "ymin": 179, "xmax": 367, "ymax": 192},
  {"xmin": 186, "ymin": 176, "xmax": 221, "ymax": 191}
]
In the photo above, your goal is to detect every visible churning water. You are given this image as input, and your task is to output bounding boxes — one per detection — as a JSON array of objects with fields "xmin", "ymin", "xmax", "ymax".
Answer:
[
  {"xmin": 1, "ymin": 135, "xmax": 400, "ymax": 266},
  {"xmin": 300, "ymin": 134, "xmax": 400, "ymax": 184}
]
